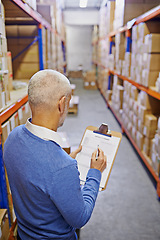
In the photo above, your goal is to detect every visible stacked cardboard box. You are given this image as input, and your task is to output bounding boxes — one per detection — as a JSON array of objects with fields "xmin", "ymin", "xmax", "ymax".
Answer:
[
  {"xmin": 115, "ymin": 33, "xmax": 126, "ymax": 74},
  {"xmin": 150, "ymin": 117, "xmax": 160, "ymax": 176},
  {"xmin": 7, "ymin": 52, "xmax": 13, "ymax": 91},
  {"xmin": 111, "ymin": 75, "xmax": 124, "ymax": 114},
  {"xmin": 83, "ymin": 70, "xmax": 97, "ymax": 90},
  {"xmin": 97, "ymin": 69, "xmax": 109, "ymax": 97},
  {"xmin": 97, "ymin": 38, "xmax": 110, "ymax": 69},
  {"xmin": 0, "ymin": 1, "xmax": 10, "ymax": 109},
  {"xmin": 122, "ymin": 82, "xmax": 138, "ymax": 137},
  {"xmin": 99, "ymin": 6, "xmax": 108, "ymax": 39},
  {"xmin": 131, "ymin": 21, "xmax": 160, "ymax": 86},
  {"xmin": 6, "ymin": 25, "xmax": 40, "ymax": 79},
  {"xmin": 122, "ymin": 82, "xmax": 160, "ymax": 162},
  {"xmin": 113, "ymin": 0, "xmax": 160, "ymax": 31},
  {"xmin": 68, "ymin": 84, "xmax": 79, "ymax": 114}
]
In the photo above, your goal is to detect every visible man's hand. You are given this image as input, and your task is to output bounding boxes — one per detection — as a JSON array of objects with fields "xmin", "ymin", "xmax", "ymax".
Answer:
[
  {"xmin": 90, "ymin": 148, "xmax": 107, "ymax": 173},
  {"xmin": 69, "ymin": 145, "xmax": 82, "ymax": 159}
]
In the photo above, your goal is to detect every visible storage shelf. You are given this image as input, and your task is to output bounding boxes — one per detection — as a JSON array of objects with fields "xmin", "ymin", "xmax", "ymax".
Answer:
[
  {"xmin": 0, "ymin": 95, "xmax": 28, "ymax": 125},
  {"xmin": 98, "ymin": 5, "xmax": 160, "ymax": 39},
  {"xmin": 92, "ymin": 61, "xmax": 106, "ymax": 69},
  {"xmin": 99, "ymin": 88, "xmax": 160, "ymax": 198},
  {"xmin": 9, "ymin": 0, "xmax": 51, "ymax": 28},
  {"xmin": 4, "ymin": 0, "xmax": 65, "ymax": 41},
  {"xmin": 109, "ymin": 70, "xmax": 160, "ymax": 101},
  {"xmin": 135, "ymin": 5, "xmax": 160, "ymax": 24}
]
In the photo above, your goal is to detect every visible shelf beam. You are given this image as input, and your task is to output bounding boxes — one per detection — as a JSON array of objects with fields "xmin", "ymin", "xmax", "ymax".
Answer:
[
  {"xmin": 109, "ymin": 70, "xmax": 160, "ymax": 101},
  {"xmin": 135, "ymin": 5, "xmax": 160, "ymax": 24},
  {"xmin": 0, "ymin": 95, "xmax": 28, "ymax": 125}
]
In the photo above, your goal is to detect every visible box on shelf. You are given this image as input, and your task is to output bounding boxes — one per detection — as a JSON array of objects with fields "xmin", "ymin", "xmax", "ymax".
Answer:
[
  {"xmin": 141, "ymin": 69, "xmax": 159, "ymax": 87},
  {"xmin": 138, "ymin": 104, "xmax": 151, "ymax": 123},
  {"xmin": 144, "ymin": 34, "xmax": 160, "ymax": 53},
  {"xmin": 144, "ymin": 114, "xmax": 157, "ymax": 128},
  {"xmin": 146, "ymin": 54, "xmax": 160, "ymax": 71},
  {"xmin": 58, "ymin": 132, "xmax": 71, "ymax": 154},
  {"xmin": 68, "ymin": 95, "xmax": 79, "ymax": 114},
  {"xmin": 143, "ymin": 137, "xmax": 153, "ymax": 156},
  {"xmin": 138, "ymin": 21, "xmax": 160, "ymax": 41},
  {"xmin": 0, "ymin": 209, "xmax": 10, "ymax": 240},
  {"xmin": 1, "ymin": 121, "xmax": 10, "ymax": 146},
  {"xmin": 154, "ymin": 134, "xmax": 160, "ymax": 157},
  {"xmin": 136, "ymin": 131, "xmax": 144, "ymax": 151}
]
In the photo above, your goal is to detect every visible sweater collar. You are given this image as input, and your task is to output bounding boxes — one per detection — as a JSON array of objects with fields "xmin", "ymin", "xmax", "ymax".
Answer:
[{"xmin": 25, "ymin": 118, "xmax": 63, "ymax": 147}]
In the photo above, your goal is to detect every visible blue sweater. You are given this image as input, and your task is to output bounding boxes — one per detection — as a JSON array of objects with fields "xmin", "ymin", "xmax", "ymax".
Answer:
[{"xmin": 3, "ymin": 125, "xmax": 101, "ymax": 240}]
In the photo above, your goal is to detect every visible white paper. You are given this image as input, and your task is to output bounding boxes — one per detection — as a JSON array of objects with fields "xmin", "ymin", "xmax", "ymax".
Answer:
[{"xmin": 76, "ymin": 130, "xmax": 121, "ymax": 189}]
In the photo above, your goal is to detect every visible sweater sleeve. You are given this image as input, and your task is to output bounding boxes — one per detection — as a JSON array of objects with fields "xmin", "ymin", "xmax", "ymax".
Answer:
[{"xmin": 47, "ymin": 163, "xmax": 101, "ymax": 229}]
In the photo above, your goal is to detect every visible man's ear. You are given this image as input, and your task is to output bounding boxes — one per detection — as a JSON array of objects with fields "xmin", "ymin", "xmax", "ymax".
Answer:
[{"xmin": 58, "ymin": 96, "xmax": 66, "ymax": 114}]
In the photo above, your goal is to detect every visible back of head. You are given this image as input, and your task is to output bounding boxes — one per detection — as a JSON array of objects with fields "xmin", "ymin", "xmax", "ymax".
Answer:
[{"xmin": 28, "ymin": 70, "xmax": 71, "ymax": 110}]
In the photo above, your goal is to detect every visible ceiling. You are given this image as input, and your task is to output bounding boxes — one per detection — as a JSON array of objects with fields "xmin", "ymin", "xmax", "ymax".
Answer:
[{"xmin": 62, "ymin": 0, "xmax": 104, "ymax": 10}]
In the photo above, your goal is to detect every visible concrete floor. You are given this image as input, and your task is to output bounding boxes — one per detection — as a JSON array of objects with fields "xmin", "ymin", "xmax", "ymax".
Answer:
[{"xmin": 59, "ymin": 78, "xmax": 160, "ymax": 240}]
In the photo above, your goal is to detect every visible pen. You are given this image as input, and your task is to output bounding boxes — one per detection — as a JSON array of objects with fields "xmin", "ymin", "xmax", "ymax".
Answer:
[{"xmin": 96, "ymin": 145, "xmax": 99, "ymax": 160}]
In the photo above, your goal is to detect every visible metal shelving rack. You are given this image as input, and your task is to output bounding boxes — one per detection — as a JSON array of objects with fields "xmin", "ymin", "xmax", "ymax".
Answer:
[
  {"xmin": 0, "ymin": 0, "xmax": 66, "ymax": 222},
  {"xmin": 95, "ymin": 5, "xmax": 160, "ymax": 199}
]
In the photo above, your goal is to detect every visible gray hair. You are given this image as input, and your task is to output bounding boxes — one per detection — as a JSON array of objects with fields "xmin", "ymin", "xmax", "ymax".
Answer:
[{"xmin": 28, "ymin": 70, "xmax": 71, "ymax": 109}]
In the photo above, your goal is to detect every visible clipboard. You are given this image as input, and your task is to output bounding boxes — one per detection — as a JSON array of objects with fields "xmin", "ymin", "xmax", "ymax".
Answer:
[{"xmin": 76, "ymin": 125, "xmax": 122, "ymax": 191}]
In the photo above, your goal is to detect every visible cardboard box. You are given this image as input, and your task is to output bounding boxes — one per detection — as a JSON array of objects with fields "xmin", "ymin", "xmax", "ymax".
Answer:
[
  {"xmin": 2, "ymin": 121, "xmax": 10, "ymax": 146},
  {"xmin": 132, "ymin": 126, "xmax": 137, "ymax": 142},
  {"xmin": 138, "ymin": 21, "xmax": 160, "ymax": 40},
  {"xmin": 136, "ymin": 131, "xmax": 144, "ymax": 151},
  {"xmin": 143, "ymin": 137, "xmax": 152, "ymax": 156},
  {"xmin": 133, "ymin": 114, "xmax": 138, "ymax": 129},
  {"xmin": 144, "ymin": 114, "xmax": 158, "ymax": 129},
  {"xmin": 142, "ymin": 69, "xmax": 159, "ymax": 87},
  {"xmin": 131, "ymin": 86, "xmax": 138, "ymax": 100},
  {"xmin": 143, "ymin": 125, "xmax": 156, "ymax": 139},
  {"xmin": 133, "ymin": 100, "xmax": 139, "ymax": 116},
  {"xmin": 146, "ymin": 54, "xmax": 160, "ymax": 71},
  {"xmin": 139, "ymin": 91, "xmax": 151, "ymax": 109},
  {"xmin": 155, "ymin": 134, "xmax": 160, "ymax": 157},
  {"xmin": 58, "ymin": 132, "xmax": 71, "ymax": 154},
  {"xmin": 151, "ymin": 152, "xmax": 160, "ymax": 176},
  {"xmin": 138, "ymin": 119, "xmax": 144, "ymax": 135},
  {"xmin": 0, "ymin": 209, "xmax": 10, "ymax": 240},
  {"xmin": 144, "ymin": 34, "xmax": 160, "ymax": 53},
  {"xmin": 138, "ymin": 104, "xmax": 151, "ymax": 123}
]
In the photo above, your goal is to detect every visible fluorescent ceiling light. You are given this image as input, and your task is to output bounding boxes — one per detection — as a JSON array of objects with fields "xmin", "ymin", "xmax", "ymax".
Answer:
[{"xmin": 79, "ymin": 0, "xmax": 88, "ymax": 8}]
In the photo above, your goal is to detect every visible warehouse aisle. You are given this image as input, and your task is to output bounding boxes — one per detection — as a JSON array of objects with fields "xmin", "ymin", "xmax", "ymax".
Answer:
[{"xmin": 59, "ymin": 78, "xmax": 160, "ymax": 240}]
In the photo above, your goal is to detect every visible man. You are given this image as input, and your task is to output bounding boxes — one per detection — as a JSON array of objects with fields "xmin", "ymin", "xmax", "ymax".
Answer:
[{"xmin": 4, "ymin": 70, "xmax": 107, "ymax": 240}]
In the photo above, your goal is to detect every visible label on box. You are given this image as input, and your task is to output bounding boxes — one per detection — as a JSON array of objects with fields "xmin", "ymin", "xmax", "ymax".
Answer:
[
  {"xmin": 10, "ymin": 116, "xmax": 15, "ymax": 130},
  {"xmin": 91, "ymin": 82, "xmax": 95, "ymax": 86},
  {"xmin": 84, "ymin": 82, "xmax": 89, "ymax": 86},
  {"xmin": 152, "ymin": 153, "xmax": 156, "ymax": 163},
  {"xmin": 143, "ymin": 126, "xmax": 147, "ymax": 136},
  {"xmin": 18, "ymin": 108, "xmax": 23, "ymax": 120},
  {"xmin": 1, "ymin": 91, "xmax": 5, "ymax": 108},
  {"xmin": 155, "ymin": 134, "xmax": 159, "ymax": 146},
  {"xmin": 158, "ymin": 117, "xmax": 160, "ymax": 129},
  {"xmin": 7, "ymin": 122, "xmax": 10, "ymax": 135},
  {"xmin": 25, "ymin": 103, "xmax": 29, "ymax": 114}
]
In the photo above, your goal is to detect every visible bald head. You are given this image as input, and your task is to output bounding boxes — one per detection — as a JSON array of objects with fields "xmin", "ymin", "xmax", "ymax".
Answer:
[{"xmin": 28, "ymin": 70, "xmax": 71, "ymax": 110}]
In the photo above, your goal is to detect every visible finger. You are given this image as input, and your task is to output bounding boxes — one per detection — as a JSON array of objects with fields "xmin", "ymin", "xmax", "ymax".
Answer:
[
  {"xmin": 98, "ymin": 148, "xmax": 104, "ymax": 158},
  {"xmin": 75, "ymin": 145, "xmax": 82, "ymax": 154},
  {"xmin": 92, "ymin": 150, "xmax": 97, "ymax": 158}
]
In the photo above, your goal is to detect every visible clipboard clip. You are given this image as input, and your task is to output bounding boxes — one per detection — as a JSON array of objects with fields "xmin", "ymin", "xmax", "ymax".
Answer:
[{"xmin": 93, "ymin": 123, "xmax": 112, "ymax": 137}]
